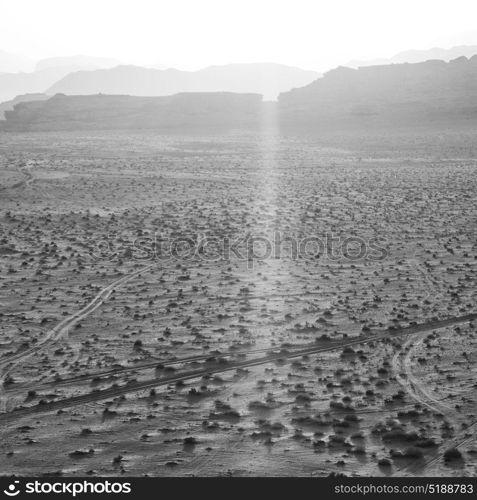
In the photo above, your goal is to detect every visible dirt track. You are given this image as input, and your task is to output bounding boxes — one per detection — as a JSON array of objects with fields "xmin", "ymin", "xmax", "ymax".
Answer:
[
  {"xmin": 0, "ymin": 263, "xmax": 156, "ymax": 410},
  {"xmin": 0, "ymin": 312, "xmax": 474, "ymax": 425}
]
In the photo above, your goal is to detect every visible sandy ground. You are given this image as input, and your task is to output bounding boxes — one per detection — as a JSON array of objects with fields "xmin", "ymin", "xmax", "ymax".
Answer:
[{"xmin": 0, "ymin": 130, "xmax": 475, "ymax": 476}]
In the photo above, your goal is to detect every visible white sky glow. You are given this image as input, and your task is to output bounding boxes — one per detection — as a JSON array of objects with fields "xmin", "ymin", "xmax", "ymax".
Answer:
[{"xmin": 1, "ymin": 0, "xmax": 477, "ymax": 71}]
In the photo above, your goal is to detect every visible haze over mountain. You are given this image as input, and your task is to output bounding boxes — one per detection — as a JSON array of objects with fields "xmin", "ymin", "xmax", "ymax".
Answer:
[
  {"xmin": 46, "ymin": 63, "xmax": 320, "ymax": 101},
  {"xmin": 35, "ymin": 55, "xmax": 120, "ymax": 72},
  {"xmin": 6, "ymin": 55, "xmax": 477, "ymax": 132},
  {"xmin": 0, "ymin": 67, "xmax": 73, "ymax": 104},
  {"xmin": 346, "ymin": 44, "xmax": 477, "ymax": 68},
  {"xmin": 0, "ymin": 55, "xmax": 121, "ymax": 103},
  {"xmin": 0, "ymin": 49, "xmax": 35, "ymax": 73},
  {"xmin": 3, "ymin": 44, "xmax": 477, "ymax": 107},
  {"xmin": 279, "ymin": 56, "xmax": 477, "ymax": 130}
]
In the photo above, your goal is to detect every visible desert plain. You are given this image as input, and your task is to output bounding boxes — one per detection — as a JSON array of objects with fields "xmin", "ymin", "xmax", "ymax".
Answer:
[{"xmin": 0, "ymin": 129, "xmax": 475, "ymax": 476}]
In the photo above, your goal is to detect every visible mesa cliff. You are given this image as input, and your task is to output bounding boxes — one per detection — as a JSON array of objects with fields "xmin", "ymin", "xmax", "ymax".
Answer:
[
  {"xmin": 278, "ymin": 56, "xmax": 477, "ymax": 130},
  {"xmin": 1, "ymin": 92, "xmax": 263, "ymax": 131}
]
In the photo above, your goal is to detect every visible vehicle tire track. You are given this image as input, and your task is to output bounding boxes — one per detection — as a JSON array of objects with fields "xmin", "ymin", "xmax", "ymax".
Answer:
[
  {"xmin": 391, "ymin": 256, "xmax": 474, "ymax": 475},
  {"xmin": 0, "ymin": 312, "xmax": 475, "ymax": 425},
  {"xmin": 0, "ymin": 161, "xmax": 34, "ymax": 192},
  {"xmin": 0, "ymin": 263, "xmax": 156, "ymax": 411}
]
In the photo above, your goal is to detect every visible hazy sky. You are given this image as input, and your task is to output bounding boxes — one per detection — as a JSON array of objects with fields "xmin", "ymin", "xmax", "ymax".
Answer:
[{"xmin": 2, "ymin": 0, "xmax": 477, "ymax": 71}]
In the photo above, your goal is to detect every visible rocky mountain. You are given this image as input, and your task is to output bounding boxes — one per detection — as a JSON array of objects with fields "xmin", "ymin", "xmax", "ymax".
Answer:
[
  {"xmin": 46, "ymin": 63, "xmax": 319, "ymax": 101},
  {"xmin": 0, "ymin": 93, "xmax": 49, "ymax": 119},
  {"xmin": 1, "ymin": 92, "xmax": 263, "ymax": 131},
  {"xmin": 7, "ymin": 57, "xmax": 477, "ymax": 133},
  {"xmin": 279, "ymin": 56, "xmax": 477, "ymax": 130}
]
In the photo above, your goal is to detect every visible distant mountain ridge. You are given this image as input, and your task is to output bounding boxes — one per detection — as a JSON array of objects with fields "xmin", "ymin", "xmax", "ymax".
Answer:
[
  {"xmin": 0, "ymin": 57, "xmax": 121, "ymax": 104},
  {"xmin": 0, "ymin": 67, "xmax": 76, "ymax": 104},
  {"xmin": 46, "ymin": 63, "xmax": 320, "ymax": 101},
  {"xmin": 35, "ymin": 55, "xmax": 120, "ymax": 72},
  {"xmin": 0, "ymin": 55, "xmax": 121, "ymax": 103},
  {"xmin": 346, "ymin": 44, "xmax": 477, "ymax": 68}
]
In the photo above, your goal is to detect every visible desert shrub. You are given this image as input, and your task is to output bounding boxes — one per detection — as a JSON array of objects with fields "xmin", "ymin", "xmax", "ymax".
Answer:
[
  {"xmin": 402, "ymin": 447, "xmax": 424, "ymax": 459},
  {"xmin": 444, "ymin": 447, "xmax": 463, "ymax": 461}
]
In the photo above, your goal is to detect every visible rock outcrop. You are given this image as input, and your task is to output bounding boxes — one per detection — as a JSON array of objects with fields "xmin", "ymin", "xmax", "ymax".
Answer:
[
  {"xmin": 1, "ymin": 92, "xmax": 263, "ymax": 131},
  {"xmin": 279, "ymin": 56, "xmax": 477, "ymax": 130}
]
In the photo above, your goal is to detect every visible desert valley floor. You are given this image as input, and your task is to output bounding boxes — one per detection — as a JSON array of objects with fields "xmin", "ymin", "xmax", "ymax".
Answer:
[{"xmin": 0, "ymin": 130, "xmax": 475, "ymax": 476}]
